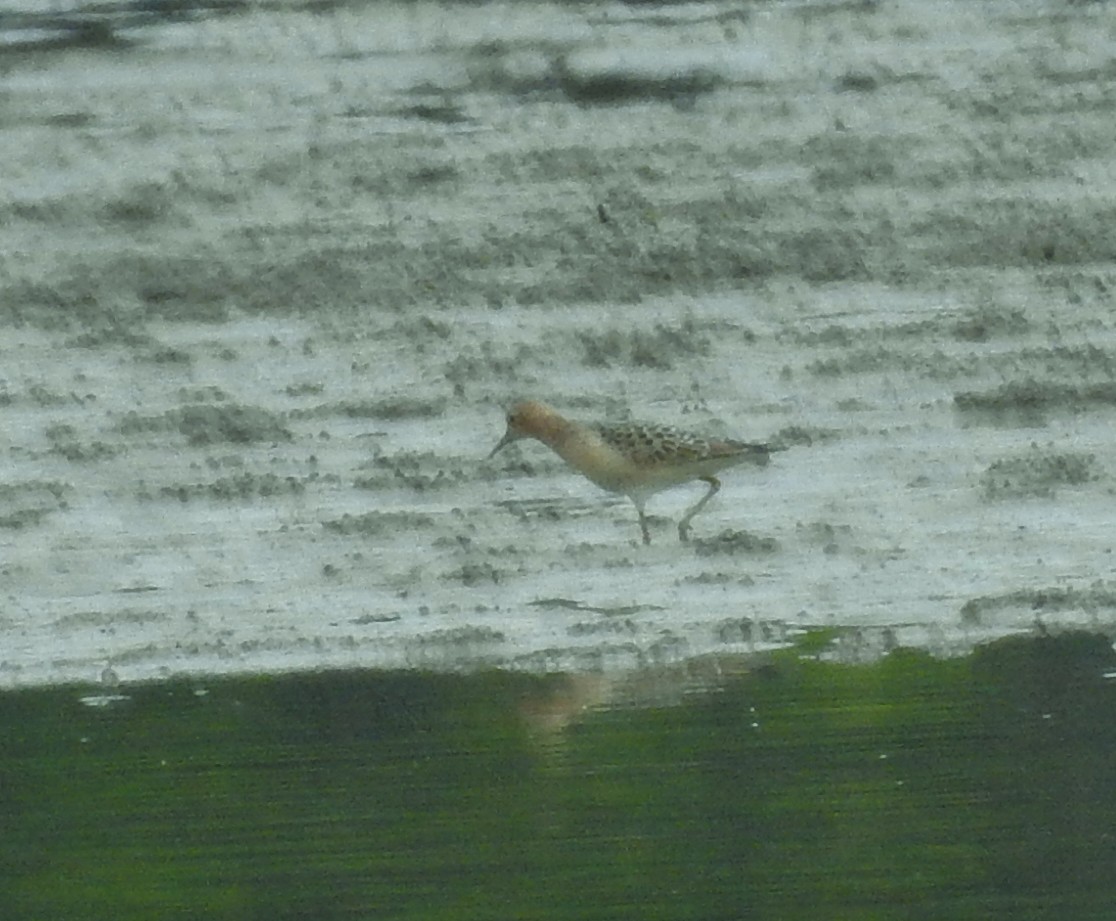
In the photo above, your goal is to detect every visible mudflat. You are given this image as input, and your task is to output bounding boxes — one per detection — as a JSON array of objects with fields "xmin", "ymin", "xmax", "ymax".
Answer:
[{"xmin": 3, "ymin": 0, "xmax": 1115, "ymax": 686}]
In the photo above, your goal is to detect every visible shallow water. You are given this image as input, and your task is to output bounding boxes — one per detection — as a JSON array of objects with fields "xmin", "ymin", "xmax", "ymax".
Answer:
[
  {"xmin": 6, "ymin": 4, "xmax": 1116, "ymax": 915},
  {"xmin": 4, "ymin": 632, "xmax": 1116, "ymax": 919}
]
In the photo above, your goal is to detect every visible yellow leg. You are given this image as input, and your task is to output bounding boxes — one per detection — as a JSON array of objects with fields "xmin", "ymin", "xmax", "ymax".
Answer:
[
  {"xmin": 634, "ymin": 499, "xmax": 652, "ymax": 545},
  {"xmin": 678, "ymin": 476, "xmax": 720, "ymax": 542}
]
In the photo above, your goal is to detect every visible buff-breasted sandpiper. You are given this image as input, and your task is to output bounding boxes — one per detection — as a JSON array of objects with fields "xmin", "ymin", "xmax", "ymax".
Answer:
[{"xmin": 489, "ymin": 400, "xmax": 770, "ymax": 544}]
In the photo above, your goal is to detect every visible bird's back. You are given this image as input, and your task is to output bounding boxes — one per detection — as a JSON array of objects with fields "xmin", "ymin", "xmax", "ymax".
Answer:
[{"xmin": 593, "ymin": 421, "xmax": 769, "ymax": 490}]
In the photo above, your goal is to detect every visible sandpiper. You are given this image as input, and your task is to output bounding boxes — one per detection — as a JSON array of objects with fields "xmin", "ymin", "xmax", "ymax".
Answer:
[{"xmin": 489, "ymin": 400, "xmax": 770, "ymax": 544}]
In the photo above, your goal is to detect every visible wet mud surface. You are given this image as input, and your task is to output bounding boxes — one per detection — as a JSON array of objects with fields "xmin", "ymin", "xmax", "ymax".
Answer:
[{"xmin": 3, "ymin": 0, "xmax": 1116, "ymax": 686}]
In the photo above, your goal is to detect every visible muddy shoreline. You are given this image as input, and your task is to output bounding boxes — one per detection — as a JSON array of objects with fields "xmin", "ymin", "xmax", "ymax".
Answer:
[{"xmin": 3, "ymin": 0, "xmax": 1116, "ymax": 687}]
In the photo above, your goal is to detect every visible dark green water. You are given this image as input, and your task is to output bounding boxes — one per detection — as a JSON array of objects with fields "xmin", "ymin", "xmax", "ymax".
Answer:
[{"xmin": 3, "ymin": 632, "xmax": 1115, "ymax": 920}]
